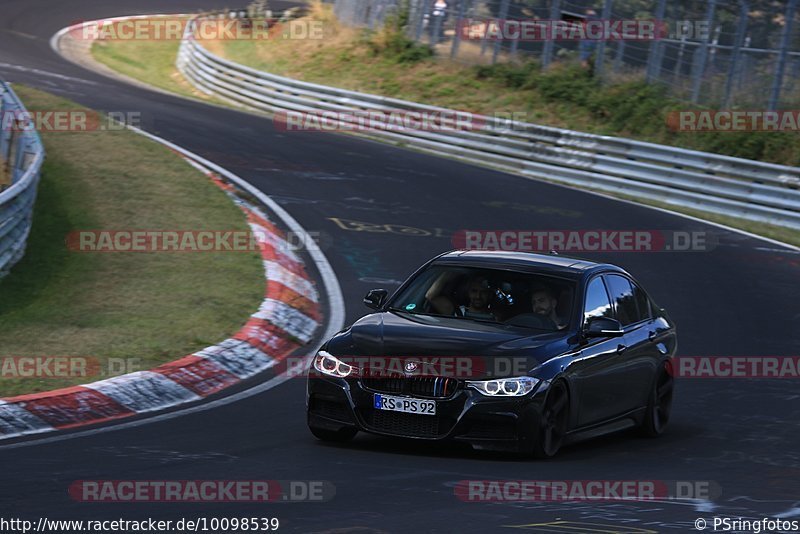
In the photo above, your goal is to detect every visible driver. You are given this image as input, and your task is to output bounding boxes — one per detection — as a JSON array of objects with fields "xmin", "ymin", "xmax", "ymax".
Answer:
[
  {"xmin": 509, "ymin": 284, "xmax": 566, "ymax": 330},
  {"xmin": 456, "ymin": 276, "xmax": 495, "ymax": 319},
  {"xmin": 426, "ymin": 273, "xmax": 496, "ymax": 320}
]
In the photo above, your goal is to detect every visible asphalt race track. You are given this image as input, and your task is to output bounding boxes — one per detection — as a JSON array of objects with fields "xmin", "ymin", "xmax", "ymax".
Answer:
[{"xmin": 1, "ymin": 1, "xmax": 799, "ymax": 532}]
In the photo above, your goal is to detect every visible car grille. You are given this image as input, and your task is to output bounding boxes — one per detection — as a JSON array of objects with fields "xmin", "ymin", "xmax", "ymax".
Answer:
[
  {"xmin": 361, "ymin": 375, "xmax": 457, "ymax": 399},
  {"xmin": 364, "ymin": 410, "xmax": 440, "ymax": 438}
]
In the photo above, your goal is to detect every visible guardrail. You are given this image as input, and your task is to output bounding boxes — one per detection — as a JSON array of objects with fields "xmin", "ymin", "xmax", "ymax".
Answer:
[
  {"xmin": 176, "ymin": 16, "xmax": 800, "ymax": 230},
  {"xmin": 0, "ymin": 81, "xmax": 45, "ymax": 278}
]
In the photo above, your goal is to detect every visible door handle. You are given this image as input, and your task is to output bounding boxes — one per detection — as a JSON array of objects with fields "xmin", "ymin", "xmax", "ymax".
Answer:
[
  {"xmin": 648, "ymin": 330, "xmax": 657, "ymax": 342},
  {"xmin": 616, "ymin": 344, "xmax": 627, "ymax": 354}
]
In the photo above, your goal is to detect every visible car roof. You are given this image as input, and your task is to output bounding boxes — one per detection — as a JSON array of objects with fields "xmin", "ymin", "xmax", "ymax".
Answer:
[{"xmin": 433, "ymin": 250, "xmax": 625, "ymax": 278}]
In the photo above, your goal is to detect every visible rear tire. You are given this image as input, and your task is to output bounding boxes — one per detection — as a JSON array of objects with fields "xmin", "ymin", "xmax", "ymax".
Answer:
[
  {"xmin": 532, "ymin": 381, "xmax": 569, "ymax": 459},
  {"xmin": 640, "ymin": 360, "xmax": 674, "ymax": 437},
  {"xmin": 309, "ymin": 425, "xmax": 358, "ymax": 443}
]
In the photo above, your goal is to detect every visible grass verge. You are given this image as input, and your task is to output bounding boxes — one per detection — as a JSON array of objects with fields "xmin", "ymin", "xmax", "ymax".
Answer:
[
  {"xmin": 89, "ymin": 9, "xmax": 799, "ymax": 246},
  {"xmin": 90, "ymin": 17, "xmax": 205, "ymax": 100},
  {"xmin": 203, "ymin": 2, "xmax": 800, "ymax": 167},
  {"xmin": 0, "ymin": 85, "xmax": 264, "ymax": 396}
]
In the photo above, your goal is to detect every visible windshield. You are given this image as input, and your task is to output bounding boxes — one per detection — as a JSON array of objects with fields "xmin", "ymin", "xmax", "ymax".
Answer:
[{"xmin": 388, "ymin": 264, "xmax": 575, "ymax": 331}]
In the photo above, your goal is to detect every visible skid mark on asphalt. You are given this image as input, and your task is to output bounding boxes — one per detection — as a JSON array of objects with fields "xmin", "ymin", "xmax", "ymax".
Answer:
[
  {"xmin": 328, "ymin": 217, "xmax": 452, "ymax": 239},
  {"xmin": 493, "ymin": 501, "xmax": 711, "ymax": 531},
  {"xmin": 338, "ymin": 238, "xmax": 402, "ymax": 286},
  {"xmin": 777, "ymin": 505, "xmax": 800, "ymax": 518},
  {"xmin": 2, "ymin": 29, "xmax": 38, "ymax": 40},
  {"xmin": 483, "ymin": 200, "xmax": 584, "ymax": 219},
  {"xmin": 384, "ymin": 166, "xmax": 437, "ymax": 178},
  {"xmin": 504, "ymin": 521, "xmax": 656, "ymax": 533},
  {"xmin": 271, "ymin": 196, "xmax": 418, "ymax": 216},
  {"xmin": 343, "ymin": 197, "xmax": 417, "ymax": 215},
  {"xmin": 88, "ymin": 445, "xmax": 238, "ymax": 464},
  {"xmin": 497, "ymin": 495, "xmax": 800, "ymax": 530},
  {"xmin": 295, "ymin": 173, "xmax": 356, "ymax": 181}
]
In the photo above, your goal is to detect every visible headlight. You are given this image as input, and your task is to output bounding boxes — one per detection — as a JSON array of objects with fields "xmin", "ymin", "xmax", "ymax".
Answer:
[
  {"xmin": 467, "ymin": 376, "xmax": 538, "ymax": 396},
  {"xmin": 313, "ymin": 351, "xmax": 354, "ymax": 378}
]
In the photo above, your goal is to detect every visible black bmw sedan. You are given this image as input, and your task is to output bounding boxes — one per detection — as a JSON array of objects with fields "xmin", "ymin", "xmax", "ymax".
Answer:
[{"xmin": 306, "ymin": 250, "xmax": 676, "ymax": 458}]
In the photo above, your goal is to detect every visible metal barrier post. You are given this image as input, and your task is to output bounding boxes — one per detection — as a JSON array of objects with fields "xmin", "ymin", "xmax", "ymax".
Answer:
[
  {"xmin": 690, "ymin": 0, "xmax": 717, "ymax": 103},
  {"xmin": 645, "ymin": 0, "xmax": 667, "ymax": 83},
  {"xmin": 542, "ymin": 0, "xmax": 561, "ymax": 69},
  {"xmin": 722, "ymin": 0, "xmax": 749, "ymax": 108},
  {"xmin": 593, "ymin": 0, "xmax": 614, "ymax": 80},
  {"xmin": 768, "ymin": 0, "xmax": 798, "ymax": 110},
  {"xmin": 450, "ymin": 0, "xmax": 468, "ymax": 59},
  {"xmin": 491, "ymin": 0, "xmax": 510, "ymax": 64}
]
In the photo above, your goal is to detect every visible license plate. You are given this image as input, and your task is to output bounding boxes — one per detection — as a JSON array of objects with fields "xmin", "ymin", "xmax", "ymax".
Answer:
[{"xmin": 373, "ymin": 394, "xmax": 436, "ymax": 416}]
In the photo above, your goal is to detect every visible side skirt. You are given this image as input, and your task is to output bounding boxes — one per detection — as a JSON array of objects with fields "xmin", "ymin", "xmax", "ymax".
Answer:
[{"xmin": 563, "ymin": 407, "xmax": 646, "ymax": 445}]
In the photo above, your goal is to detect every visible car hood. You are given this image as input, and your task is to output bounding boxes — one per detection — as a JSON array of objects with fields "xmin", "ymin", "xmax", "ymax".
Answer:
[{"xmin": 325, "ymin": 311, "xmax": 574, "ymax": 377}]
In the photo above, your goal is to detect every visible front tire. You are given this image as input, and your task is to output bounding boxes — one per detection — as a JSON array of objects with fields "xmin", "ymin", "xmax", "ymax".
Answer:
[
  {"xmin": 532, "ymin": 380, "xmax": 569, "ymax": 459},
  {"xmin": 640, "ymin": 359, "xmax": 674, "ymax": 437}
]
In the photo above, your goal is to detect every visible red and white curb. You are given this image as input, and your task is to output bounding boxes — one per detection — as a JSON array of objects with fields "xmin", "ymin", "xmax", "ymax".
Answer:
[{"xmin": 0, "ymin": 137, "xmax": 333, "ymax": 441}]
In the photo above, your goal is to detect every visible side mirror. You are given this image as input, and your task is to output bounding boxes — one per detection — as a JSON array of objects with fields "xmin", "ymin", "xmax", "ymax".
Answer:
[
  {"xmin": 584, "ymin": 316, "xmax": 624, "ymax": 338},
  {"xmin": 363, "ymin": 289, "xmax": 388, "ymax": 310}
]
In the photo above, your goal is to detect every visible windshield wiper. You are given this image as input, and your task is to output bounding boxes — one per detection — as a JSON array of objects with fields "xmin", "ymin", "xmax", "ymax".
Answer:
[
  {"xmin": 452, "ymin": 315, "xmax": 503, "ymax": 325},
  {"xmin": 388, "ymin": 307, "xmax": 511, "ymax": 326}
]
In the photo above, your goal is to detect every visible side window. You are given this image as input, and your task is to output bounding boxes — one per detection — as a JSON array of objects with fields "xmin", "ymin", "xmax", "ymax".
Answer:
[
  {"xmin": 605, "ymin": 275, "xmax": 640, "ymax": 326},
  {"xmin": 606, "ymin": 275, "xmax": 650, "ymax": 326},
  {"xmin": 632, "ymin": 282, "xmax": 652, "ymax": 321},
  {"xmin": 583, "ymin": 277, "xmax": 613, "ymax": 323}
]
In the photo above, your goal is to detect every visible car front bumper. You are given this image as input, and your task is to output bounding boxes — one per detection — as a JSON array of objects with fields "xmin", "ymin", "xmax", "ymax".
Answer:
[{"xmin": 306, "ymin": 375, "xmax": 547, "ymax": 453}]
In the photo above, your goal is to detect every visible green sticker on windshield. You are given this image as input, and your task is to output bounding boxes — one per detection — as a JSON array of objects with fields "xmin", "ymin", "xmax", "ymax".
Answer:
[{"xmin": 405, "ymin": 303, "xmax": 416, "ymax": 311}]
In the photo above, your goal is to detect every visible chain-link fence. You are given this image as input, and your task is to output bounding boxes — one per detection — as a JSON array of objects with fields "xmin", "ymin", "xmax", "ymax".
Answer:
[{"xmin": 329, "ymin": 0, "xmax": 800, "ymax": 109}]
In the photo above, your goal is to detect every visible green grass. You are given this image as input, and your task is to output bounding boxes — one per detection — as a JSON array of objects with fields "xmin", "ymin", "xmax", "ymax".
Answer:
[
  {"xmin": 89, "ymin": 11, "xmax": 800, "ymax": 166},
  {"xmin": 0, "ymin": 85, "xmax": 264, "ymax": 396},
  {"xmin": 89, "ymin": 9, "xmax": 799, "ymax": 246},
  {"xmin": 1, "ymin": 162, "xmax": 9, "ymax": 189},
  {"xmin": 91, "ymin": 19, "xmax": 201, "ymax": 100},
  {"xmin": 212, "ymin": 20, "xmax": 800, "ymax": 166}
]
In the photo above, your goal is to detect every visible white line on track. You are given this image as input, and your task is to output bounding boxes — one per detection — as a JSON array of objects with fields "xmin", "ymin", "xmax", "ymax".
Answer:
[{"xmin": 0, "ymin": 61, "xmax": 98, "ymax": 84}]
